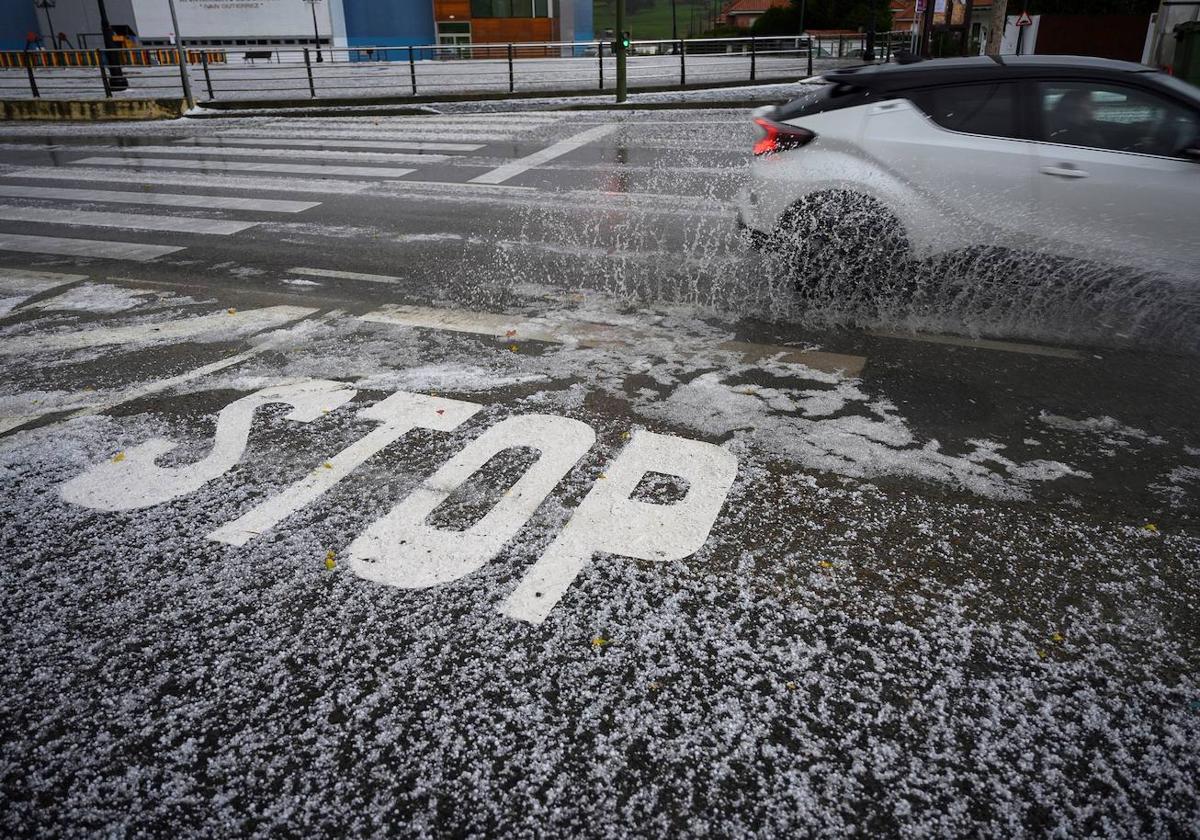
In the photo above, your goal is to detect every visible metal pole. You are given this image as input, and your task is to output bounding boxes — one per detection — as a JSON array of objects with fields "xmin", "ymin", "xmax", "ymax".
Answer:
[
  {"xmin": 671, "ymin": 0, "xmax": 678, "ymax": 41},
  {"xmin": 308, "ymin": 0, "xmax": 323, "ymax": 62},
  {"xmin": 36, "ymin": 1, "xmax": 57, "ymax": 49},
  {"xmin": 507, "ymin": 43, "xmax": 514, "ymax": 93},
  {"xmin": 304, "ymin": 47, "xmax": 316, "ymax": 97},
  {"xmin": 750, "ymin": 33, "xmax": 756, "ymax": 80},
  {"xmin": 615, "ymin": 0, "xmax": 627, "ymax": 103},
  {"xmin": 201, "ymin": 49, "xmax": 214, "ymax": 99},
  {"xmin": 95, "ymin": 0, "xmax": 127, "ymax": 91},
  {"xmin": 166, "ymin": 0, "xmax": 193, "ymax": 108},
  {"xmin": 96, "ymin": 49, "xmax": 112, "ymax": 97},
  {"xmin": 807, "ymin": 36, "xmax": 813, "ymax": 76},
  {"xmin": 26, "ymin": 63, "xmax": 40, "ymax": 98},
  {"xmin": 679, "ymin": 39, "xmax": 686, "ymax": 86},
  {"xmin": 798, "ymin": 0, "xmax": 806, "ymax": 35},
  {"xmin": 408, "ymin": 45, "xmax": 417, "ymax": 95},
  {"xmin": 597, "ymin": 41, "xmax": 603, "ymax": 89}
]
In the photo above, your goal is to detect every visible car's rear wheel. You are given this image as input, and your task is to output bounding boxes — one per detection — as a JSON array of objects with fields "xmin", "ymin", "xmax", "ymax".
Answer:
[{"xmin": 768, "ymin": 191, "xmax": 911, "ymax": 307}]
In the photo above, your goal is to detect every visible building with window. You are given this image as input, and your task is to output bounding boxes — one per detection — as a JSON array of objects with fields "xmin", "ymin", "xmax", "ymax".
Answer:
[{"xmin": 7, "ymin": 0, "xmax": 592, "ymax": 54}]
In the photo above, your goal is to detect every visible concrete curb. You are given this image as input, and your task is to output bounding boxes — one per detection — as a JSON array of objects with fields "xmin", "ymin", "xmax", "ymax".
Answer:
[{"xmin": 2, "ymin": 98, "xmax": 187, "ymax": 121}]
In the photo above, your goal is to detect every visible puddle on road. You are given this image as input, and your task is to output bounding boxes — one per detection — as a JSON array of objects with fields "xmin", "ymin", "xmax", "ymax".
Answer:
[{"xmin": 481, "ymin": 166, "xmax": 1200, "ymax": 356}]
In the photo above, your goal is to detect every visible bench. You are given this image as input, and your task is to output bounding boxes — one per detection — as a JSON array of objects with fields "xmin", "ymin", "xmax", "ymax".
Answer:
[{"xmin": 243, "ymin": 50, "xmax": 273, "ymax": 62}]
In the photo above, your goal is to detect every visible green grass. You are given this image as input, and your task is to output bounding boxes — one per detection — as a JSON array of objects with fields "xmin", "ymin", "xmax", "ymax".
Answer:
[{"xmin": 593, "ymin": 0, "xmax": 733, "ymax": 41}]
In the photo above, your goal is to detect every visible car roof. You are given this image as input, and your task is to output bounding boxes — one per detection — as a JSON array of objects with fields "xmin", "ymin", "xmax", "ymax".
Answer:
[{"xmin": 823, "ymin": 55, "xmax": 1162, "ymax": 92}]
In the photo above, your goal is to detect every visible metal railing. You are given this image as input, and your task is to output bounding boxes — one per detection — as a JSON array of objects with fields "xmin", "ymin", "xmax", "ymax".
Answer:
[{"xmin": 0, "ymin": 33, "xmax": 912, "ymax": 104}]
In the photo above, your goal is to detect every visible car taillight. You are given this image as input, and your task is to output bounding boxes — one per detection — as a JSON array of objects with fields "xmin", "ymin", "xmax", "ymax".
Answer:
[{"xmin": 752, "ymin": 118, "xmax": 816, "ymax": 157}]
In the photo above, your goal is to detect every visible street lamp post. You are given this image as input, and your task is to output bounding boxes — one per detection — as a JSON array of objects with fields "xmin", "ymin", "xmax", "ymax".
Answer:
[
  {"xmin": 304, "ymin": 0, "xmax": 324, "ymax": 62},
  {"xmin": 96, "ymin": 0, "xmax": 128, "ymax": 90},
  {"xmin": 35, "ymin": 0, "xmax": 57, "ymax": 49}
]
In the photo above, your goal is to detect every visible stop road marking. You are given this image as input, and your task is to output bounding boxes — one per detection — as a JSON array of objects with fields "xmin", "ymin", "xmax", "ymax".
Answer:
[{"xmin": 59, "ymin": 383, "xmax": 739, "ymax": 623}]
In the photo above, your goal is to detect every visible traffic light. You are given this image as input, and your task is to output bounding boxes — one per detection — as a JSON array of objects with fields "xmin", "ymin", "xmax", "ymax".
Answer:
[{"xmin": 610, "ymin": 32, "xmax": 631, "ymax": 54}]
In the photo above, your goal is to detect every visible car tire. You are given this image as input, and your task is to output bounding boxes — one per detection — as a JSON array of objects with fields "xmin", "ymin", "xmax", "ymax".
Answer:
[{"xmin": 768, "ymin": 191, "xmax": 911, "ymax": 307}]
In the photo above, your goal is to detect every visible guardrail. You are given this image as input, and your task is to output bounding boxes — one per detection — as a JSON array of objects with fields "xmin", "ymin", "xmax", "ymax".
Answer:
[{"xmin": 1, "ymin": 33, "xmax": 911, "ymax": 104}]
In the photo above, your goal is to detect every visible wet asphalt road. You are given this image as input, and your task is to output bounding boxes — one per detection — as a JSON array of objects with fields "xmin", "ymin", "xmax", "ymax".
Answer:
[{"xmin": 0, "ymin": 109, "xmax": 1197, "ymax": 837}]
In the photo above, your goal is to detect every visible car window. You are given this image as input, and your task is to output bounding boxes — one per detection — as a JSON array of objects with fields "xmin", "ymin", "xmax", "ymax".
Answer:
[
  {"xmin": 1038, "ymin": 81, "xmax": 1200, "ymax": 158},
  {"xmin": 906, "ymin": 82, "xmax": 1021, "ymax": 139}
]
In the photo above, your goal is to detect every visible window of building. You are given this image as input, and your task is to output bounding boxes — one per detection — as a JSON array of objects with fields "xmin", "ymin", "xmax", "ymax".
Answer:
[{"xmin": 470, "ymin": 0, "xmax": 552, "ymax": 17}]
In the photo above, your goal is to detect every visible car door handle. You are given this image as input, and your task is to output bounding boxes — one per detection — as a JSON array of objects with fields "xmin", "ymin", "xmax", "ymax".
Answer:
[{"xmin": 1040, "ymin": 165, "xmax": 1089, "ymax": 179}]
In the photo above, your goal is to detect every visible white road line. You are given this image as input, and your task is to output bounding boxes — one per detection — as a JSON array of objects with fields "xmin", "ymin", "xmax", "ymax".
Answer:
[
  {"xmin": 0, "ymin": 311, "xmax": 342, "ymax": 435},
  {"xmin": 868, "ymin": 329, "xmax": 1089, "ymax": 360},
  {"xmin": 177, "ymin": 137, "xmax": 485, "ymax": 153},
  {"xmin": 221, "ymin": 130, "xmax": 519, "ymax": 143},
  {"xmin": 376, "ymin": 180, "xmax": 536, "ymax": 192},
  {"xmin": 289, "ymin": 266, "xmax": 405, "ymax": 285},
  {"xmin": 0, "ymin": 233, "xmax": 181, "ymax": 262},
  {"xmin": 360, "ymin": 304, "xmax": 867, "ymax": 376},
  {"xmin": 0, "ymin": 206, "xmax": 258, "ymax": 236},
  {"xmin": 0, "ymin": 185, "xmax": 319, "ymax": 213},
  {"xmin": 71, "ymin": 157, "xmax": 417, "ymax": 179},
  {"xmin": 0, "ymin": 267, "xmax": 86, "ymax": 315},
  {"xmin": 0, "ymin": 266, "xmax": 87, "ymax": 290},
  {"xmin": 6, "ymin": 167, "xmax": 370, "ymax": 195},
  {"xmin": 259, "ymin": 117, "xmax": 560, "ymax": 129},
  {"xmin": 0, "ymin": 304, "xmax": 315, "ymax": 355},
  {"xmin": 470, "ymin": 125, "xmax": 621, "ymax": 185},
  {"xmin": 120, "ymin": 144, "xmax": 449, "ymax": 164}
]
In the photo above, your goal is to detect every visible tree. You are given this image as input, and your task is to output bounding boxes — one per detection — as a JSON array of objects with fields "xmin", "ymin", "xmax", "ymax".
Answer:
[
  {"xmin": 986, "ymin": 0, "xmax": 1008, "ymax": 55},
  {"xmin": 752, "ymin": 6, "xmax": 801, "ymax": 34}
]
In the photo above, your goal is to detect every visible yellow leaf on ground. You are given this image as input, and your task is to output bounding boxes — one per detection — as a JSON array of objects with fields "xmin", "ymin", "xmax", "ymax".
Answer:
[
  {"xmin": 818, "ymin": 560, "xmax": 833, "ymax": 569},
  {"xmin": 508, "ymin": 344, "xmax": 519, "ymax": 353},
  {"xmin": 591, "ymin": 636, "xmax": 609, "ymax": 648},
  {"xmin": 226, "ymin": 307, "xmax": 237, "ymax": 315},
  {"xmin": 1051, "ymin": 632, "xmax": 1064, "ymax": 643},
  {"xmin": 324, "ymin": 549, "xmax": 336, "ymax": 570},
  {"xmin": 111, "ymin": 452, "xmax": 125, "ymax": 463},
  {"xmin": 323, "ymin": 462, "xmax": 333, "ymax": 469}
]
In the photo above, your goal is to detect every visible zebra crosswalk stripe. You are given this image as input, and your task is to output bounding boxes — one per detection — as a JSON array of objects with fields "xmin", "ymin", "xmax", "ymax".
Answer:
[
  {"xmin": 0, "ymin": 185, "xmax": 319, "ymax": 213},
  {"xmin": 5, "ymin": 168, "xmax": 370, "ymax": 195},
  {"xmin": 0, "ymin": 206, "xmax": 259, "ymax": 235},
  {"xmin": 71, "ymin": 157, "xmax": 417, "ymax": 179},
  {"xmin": 117, "ymin": 145, "xmax": 450, "ymax": 164},
  {"xmin": 0, "ymin": 233, "xmax": 182, "ymax": 261},
  {"xmin": 175, "ymin": 137, "xmax": 486, "ymax": 153}
]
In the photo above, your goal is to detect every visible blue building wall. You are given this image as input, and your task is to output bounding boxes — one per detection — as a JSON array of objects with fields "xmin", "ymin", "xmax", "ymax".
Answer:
[
  {"xmin": 342, "ymin": 0, "xmax": 434, "ymax": 51},
  {"xmin": 1, "ymin": 0, "xmax": 42, "ymax": 51},
  {"xmin": 569, "ymin": 0, "xmax": 593, "ymax": 42}
]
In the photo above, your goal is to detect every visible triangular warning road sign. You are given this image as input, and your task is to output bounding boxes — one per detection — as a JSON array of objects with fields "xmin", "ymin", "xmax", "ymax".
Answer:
[{"xmin": 1015, "ymin": 11, "xmax": 1033, "ymax": 26}]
